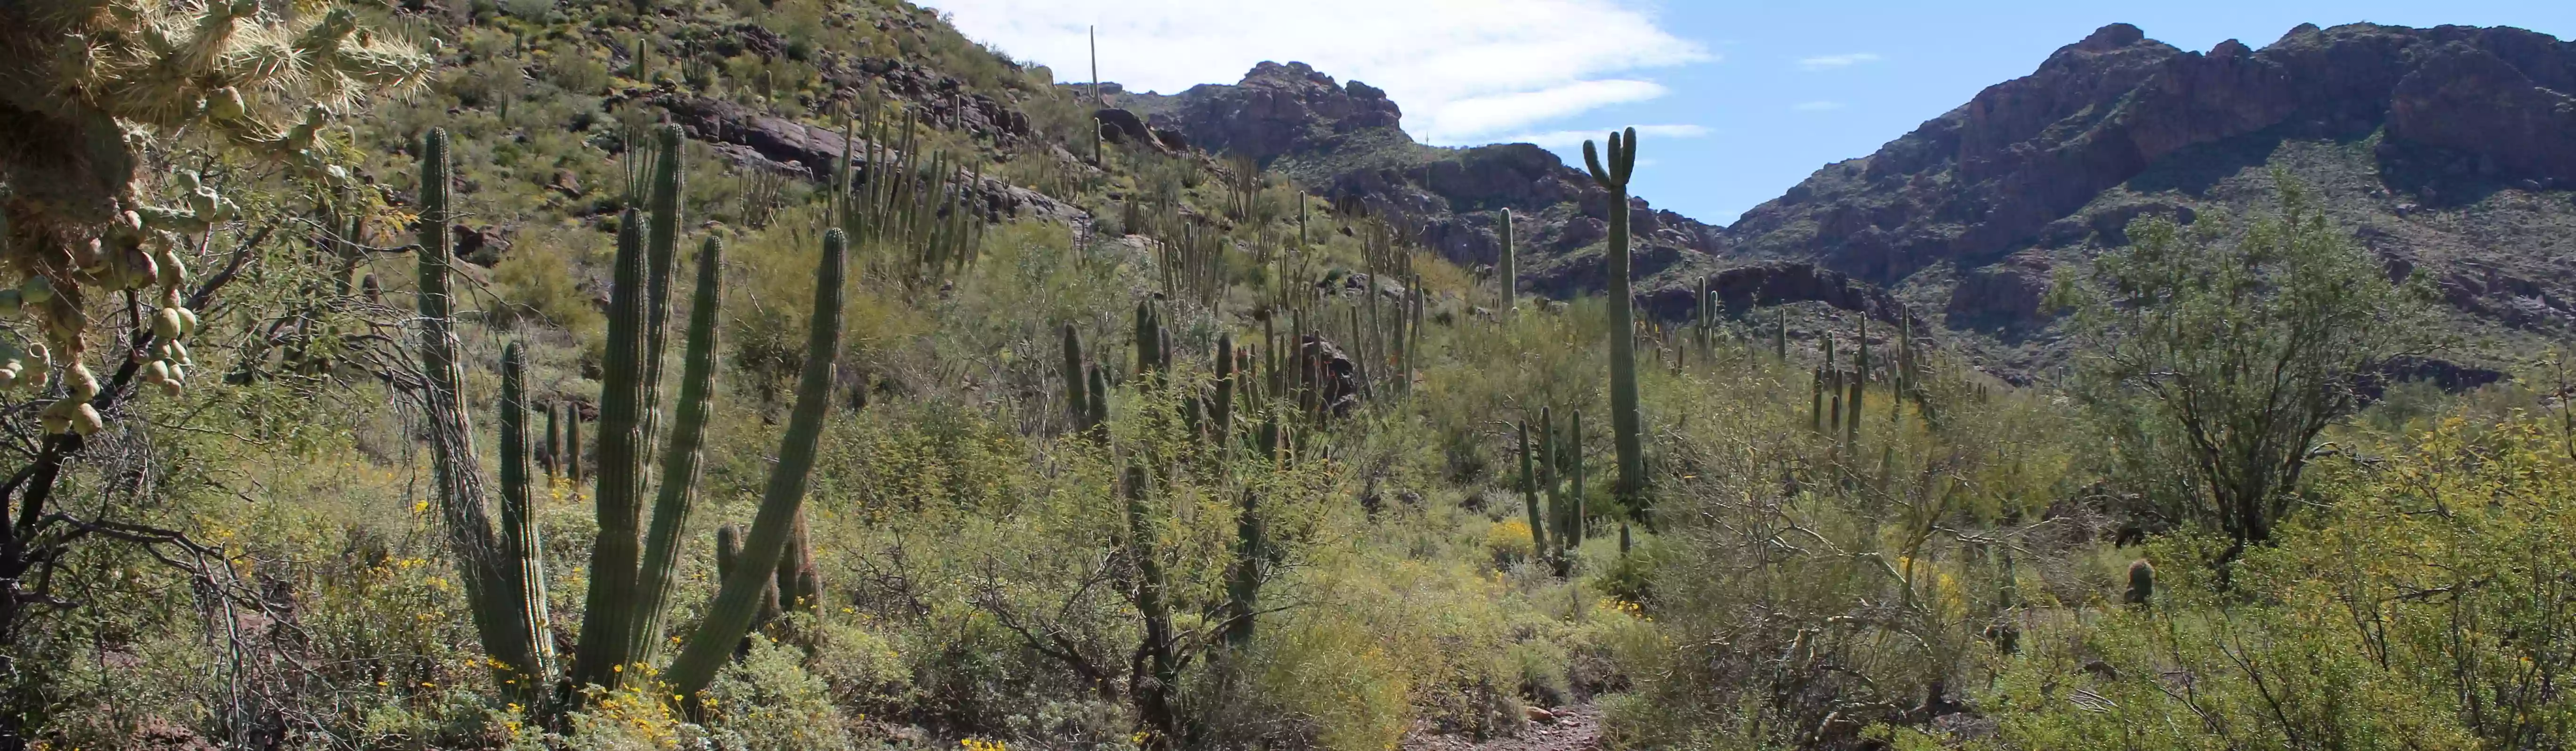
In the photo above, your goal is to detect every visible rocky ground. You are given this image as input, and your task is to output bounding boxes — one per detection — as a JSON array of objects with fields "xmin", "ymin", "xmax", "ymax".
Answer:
[{"xmin": 1403, "ymin": 705, "xmax": 1603, "ymax": 751}]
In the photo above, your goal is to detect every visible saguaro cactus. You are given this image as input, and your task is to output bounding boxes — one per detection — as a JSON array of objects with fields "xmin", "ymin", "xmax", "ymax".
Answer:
[
  {"xmin": 1497, "ymin": 209, "xmax": 1517, "ymax": 310},
  {"xmin": 1584, "ymin": 129, "xmax": 1648, "ymax": 523},
  {"xmin": 1063, "ymin": 323, "xmax": 1095, "ymax": 436}
]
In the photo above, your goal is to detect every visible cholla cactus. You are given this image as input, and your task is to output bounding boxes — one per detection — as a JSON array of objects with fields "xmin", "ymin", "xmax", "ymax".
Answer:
[{"xmin": 0, "ymin": 1, "xmax": 428, "ymax": 431}]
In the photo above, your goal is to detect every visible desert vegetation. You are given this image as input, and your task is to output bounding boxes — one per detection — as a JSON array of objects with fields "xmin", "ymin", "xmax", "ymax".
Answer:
[{"xmin": 0, "ymin": 1, "xmax": 2567, "ymax": 751}]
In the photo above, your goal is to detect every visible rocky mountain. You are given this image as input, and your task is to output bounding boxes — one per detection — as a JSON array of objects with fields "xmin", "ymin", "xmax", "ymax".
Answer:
[
  {"xmin": 1735, "ymin": 22, "xmax": 2576, "ymax": 343},
  {"xmin": 1101, "ymin": 22, "xmax": 2576, "ymax": 373},
  {"xmin": 1108, "ymin": 62, "xmax": 1734, "ymax": 300}
]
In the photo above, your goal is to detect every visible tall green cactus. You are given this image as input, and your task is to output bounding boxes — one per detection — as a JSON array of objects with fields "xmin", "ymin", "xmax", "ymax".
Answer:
[
  {"xmin": 498, "ymin": 343, "xmax": 554, "ymax": 695},
  {"xmin": 543, "ymin": 399, "xmax": 562, "ymax": 479},
  {"xmin": 1063, "ymin": 323, "xmax": 1091, "ymax": 435},
  {"xmin": 564, "ymin": 403, "xmax": 583, "ymax": 483},
  {"xmin": 1583, "ymin": 129, "xmax": 1647, "ymax": 522},
  {"xmin": 414, "ymin": 128, "xmax": 549, "ymax": 704},
  {"xmin": 1538, "ymin": 407, "xmax": 1560, "ymax": 573},
  {"xmin": 624, "ymin": 235, "xmax": 724, "ymax": 666},
  {"xmin": 1556, "ymin": 410, "xmax": 1576, "ymax": 557},
  {"xmin": 1518, "ymin": 420, "xmax": 1548, "ymax": 560},
  {"xmin": 1848, "ymin": 318, "xmax": 1867, "ymax": 444},
  {"xmin": 1212, "ymin": 333, "xmax": 1235, "ymax": 453},
  {"xmin": 1497, "ymin": 209, "xmax": 1516, "ymax": 310},
  {"xmin": 662, "ymin": 226, "xmax": 847, "ymax": 699}
]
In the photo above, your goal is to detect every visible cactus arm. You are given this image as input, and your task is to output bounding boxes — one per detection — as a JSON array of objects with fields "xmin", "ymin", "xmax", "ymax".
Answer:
[
  {"xmin": 1556, "ymin": 412, "xmax": 1576, "ymax": 547},
  {"xmin": 1213, "ymin": 333, "xmax": 1233, "ymax": 454},
  {"xmin": 413, "ymin": 129, "xmax": 546, "ymax": 702},
  {"xmin": 569, "ymin": 211, "xmax": 652, "ymax": 690},
  {"xmin": 639, "ymin": 126, "xmax": 685, "ymax": 450},
  {"xmin": 665, "ymin": 228, "xmax": 848, "ymax": 699},
  {"xmin": 627, "ymin": 236, "xmax": 724, "ymax": 665},
  {"xmin": 497, "ymin": 343, "xmax": 554, "ymax": 700},
  {"xmin": 1519, "ymin": 420, "xmax": 1547, "ymax": 560},
  {"xmin": 1063, "ymin": 323, "xmax": 1088, "ymax": 433}
]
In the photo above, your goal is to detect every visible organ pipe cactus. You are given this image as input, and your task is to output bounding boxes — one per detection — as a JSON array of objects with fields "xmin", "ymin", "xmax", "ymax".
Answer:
[
  {"xmin": 1584, "ymin": 129, "xmax": 1648, "ymax": 519},
  {"xmin": 498, "ymin": 344, "xmax": 555, "ymax": 684},
  {"xmin": 412, "ymin": 129, "xmax": 550, "ymax": 704},
  {"xmin": 422, "ymin": 126, "xmax": 846, "ymax": 710},
  {"xmin": 661, "ymin": 226, "xmax": 846, "ymax": 699},
  {"xmin": 568, "ymin": 124, "xmax": 722, "ymax": 691},
  {"xmin": 1212, "ymin": 333, "xmax": 1235, "ymax": 453}
]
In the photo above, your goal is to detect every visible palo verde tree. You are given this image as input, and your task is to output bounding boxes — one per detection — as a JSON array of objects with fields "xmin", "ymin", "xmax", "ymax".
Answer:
[{"xmin": 2057, "ymin": 176, "xmax": 2435, "ymax": 558}]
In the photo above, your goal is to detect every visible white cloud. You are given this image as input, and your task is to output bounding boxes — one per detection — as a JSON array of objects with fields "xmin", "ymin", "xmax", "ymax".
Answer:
[
  {"xmin": 1479, "ymin": 123, "xmax": 1711, "ymax": 148},
  {"xmin": 1792, "ymin": 101, "xmax": 1845, "ymax": 111},
  {"xmin": 1796, "ymin": 53, "xmax": 1881, "ymax": 71},
  {"xmin": 917, "ymin": 0, "xmax": 1710, "ymax": 143}
]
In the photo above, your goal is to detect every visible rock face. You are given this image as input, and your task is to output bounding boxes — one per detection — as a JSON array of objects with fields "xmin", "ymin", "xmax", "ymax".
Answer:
[
  {"xmin": 652, "ymin": 94, "xmax": 1084, "ymax": 225},
  {"xmin": 1117, "ymin": 62, "xmax": 1733, "ymax": 304},
  {"xmin": 1148, "ymin": 62, "xmax": 1403, "ymax": 162},
  {"xmin": 1731, "ymin": 23, "xmax": 2576, "ymax": 290}
]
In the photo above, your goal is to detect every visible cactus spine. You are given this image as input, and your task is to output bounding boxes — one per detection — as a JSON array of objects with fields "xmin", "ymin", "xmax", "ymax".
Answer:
[
  {"xmin": 662, "ymin": 226, "xmax": 847, "ymax": 699},
  {"xmin": 1583, "ymin": 129, "xmax": 1648, "ymax": 524},
  {"xmin": 414, "ymin": 128, "xmax": 548, "ymax": 703}
]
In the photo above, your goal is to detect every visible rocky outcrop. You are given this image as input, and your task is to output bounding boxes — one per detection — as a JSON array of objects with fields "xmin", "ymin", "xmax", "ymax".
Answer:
[
  {"xmin": 1144, "ymin": 62, "xmax": 1403, "ymax": 162},
  {"xmin": 1946, "ymin": 251, "xmax": 2056, "ymax": 329},
  {"xmin": 651, "ymin": 94, "xmax": 1084, "ymax": 224},
  {"xmin": 2386, "ymin": 41, "xmax": 2576, "ymax": 186},
  {"xmin": 1635, "ymin": 261, "xmax": 1919, "ymax": 328},
  {"xmin": 1114, "ymin": 62, "xmax": 1732, "ymax": 303}
]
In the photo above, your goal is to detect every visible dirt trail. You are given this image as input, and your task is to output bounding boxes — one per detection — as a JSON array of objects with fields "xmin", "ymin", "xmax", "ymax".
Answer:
[{"xmin": 1402, "ymin": 704, "xmax": 1602, "ymax": 751}]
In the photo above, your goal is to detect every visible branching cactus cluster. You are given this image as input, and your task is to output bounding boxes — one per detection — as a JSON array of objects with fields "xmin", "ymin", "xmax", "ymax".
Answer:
[
  {"xmin": 827, "ymin": 97, "xmax": 987, "ymax": 291},
  {"xmin": 414, "ymin": 125, "xmax": 849, "ymax": 714},
  {"xmin": 1516, "ymin": 407, "xmax": 1587, "ymax": 576}
]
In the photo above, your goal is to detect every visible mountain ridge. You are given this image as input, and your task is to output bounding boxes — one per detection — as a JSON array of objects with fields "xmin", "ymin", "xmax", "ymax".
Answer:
[{"xmin": 1099, "ymin": 21, "xmax": 2576, "ymax": 372}]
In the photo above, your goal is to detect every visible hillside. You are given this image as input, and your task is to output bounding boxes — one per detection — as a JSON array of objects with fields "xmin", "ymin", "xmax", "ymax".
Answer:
[
  {"xmin": 1104, "ymin": 23, "xmax": 2576, "ymax": 380},
  {"xmin": 7, "ymin": 2, "xmax": 2576, "ymax": 750}
]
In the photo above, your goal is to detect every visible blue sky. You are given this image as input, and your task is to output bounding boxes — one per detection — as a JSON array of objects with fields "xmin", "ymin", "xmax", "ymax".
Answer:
[{"xmin": 919, "ymin": 0, "xmax": 2574, "ymax": 226}]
